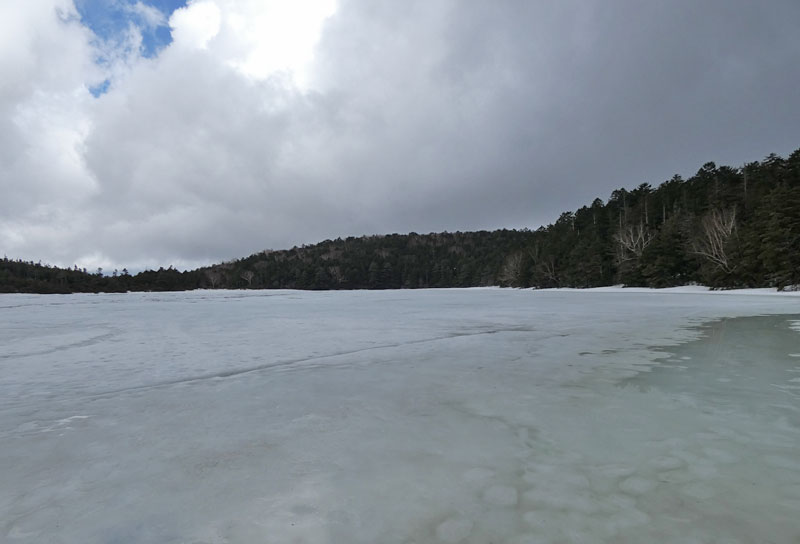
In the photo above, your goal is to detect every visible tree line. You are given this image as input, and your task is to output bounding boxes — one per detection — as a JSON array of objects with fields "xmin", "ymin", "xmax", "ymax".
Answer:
[
  {"xmin": 2, "ymin": 147, "xmax": 798, "ymax": 293},
  {"xmin": 508, "ymin": 149, "xmax": 799, "ymax": 290}
]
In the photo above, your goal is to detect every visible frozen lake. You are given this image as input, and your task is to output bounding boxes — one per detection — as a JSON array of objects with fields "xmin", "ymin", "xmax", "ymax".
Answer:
[{"xmin": 1, "ymin": 288, "xmax": 799, "ymax": 543}]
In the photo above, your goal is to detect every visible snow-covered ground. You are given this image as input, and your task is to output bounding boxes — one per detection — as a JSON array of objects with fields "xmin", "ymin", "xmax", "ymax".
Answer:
[{"xmin": 1, "ymin": 288, "xmax": 799, "ymax": 543}]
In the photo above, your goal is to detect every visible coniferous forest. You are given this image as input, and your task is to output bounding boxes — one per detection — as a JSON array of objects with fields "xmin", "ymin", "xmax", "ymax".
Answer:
[{"xmin": 3, "ymin": 148, "xmax": 799, "ymax": 294}]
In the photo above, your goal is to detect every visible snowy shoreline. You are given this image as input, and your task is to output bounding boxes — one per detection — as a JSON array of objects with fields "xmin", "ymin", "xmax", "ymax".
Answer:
[
  {"xmin": 3, "ymin": 283, "xmax": 800, "ymax": 301},
  {"xmin": 536, "ymin": 285, "xmax": 800, "ymax": 296}
]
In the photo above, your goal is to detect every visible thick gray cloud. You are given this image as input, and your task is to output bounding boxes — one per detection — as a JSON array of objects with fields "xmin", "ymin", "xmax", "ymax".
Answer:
[{"xmin": 1, "ymin": 0, "xmax": 799, "ymax": 271}]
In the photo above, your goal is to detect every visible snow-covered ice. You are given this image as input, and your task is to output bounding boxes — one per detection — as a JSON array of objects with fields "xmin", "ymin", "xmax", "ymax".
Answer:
[{"xmin": 1, "ymin": 288, "xmax": 799, "ymax": 543}]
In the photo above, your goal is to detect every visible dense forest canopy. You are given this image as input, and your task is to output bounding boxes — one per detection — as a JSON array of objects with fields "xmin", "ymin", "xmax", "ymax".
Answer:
[{"xmin": 3, "ymin": 148, "xmax": 799, "ymax": 293}]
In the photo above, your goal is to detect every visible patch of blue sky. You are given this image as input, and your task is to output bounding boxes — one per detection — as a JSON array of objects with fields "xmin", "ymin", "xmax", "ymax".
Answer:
[
  {"xmin": 75, "ymin": 0, "xmax": 187, "ymax": 59},
  {"xmin": 88, "ymin": 79, "xmax": 111, "ymax": 97}
]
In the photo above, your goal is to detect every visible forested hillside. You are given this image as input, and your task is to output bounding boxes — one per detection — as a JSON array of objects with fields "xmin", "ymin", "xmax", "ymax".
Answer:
[
  {"xmin": 2, "ymin": 148, "xmax": 798, "ymax": 293},
  {"xmin": 201, "ymin": 230, "xmax": 531, "ymax": 290},
  {"xmin": 0, "ymin": 260, "xmax": 201, "ymax": 294},
  {"xmin": 510, "ymin": 150, "xmax": 800, "ymax": 289}
]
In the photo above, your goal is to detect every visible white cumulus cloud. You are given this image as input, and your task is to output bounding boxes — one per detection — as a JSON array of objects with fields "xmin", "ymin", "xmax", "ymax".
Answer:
[{"xmin": 169, "ymin": 0, "xmax": 221, "ymax": 51}]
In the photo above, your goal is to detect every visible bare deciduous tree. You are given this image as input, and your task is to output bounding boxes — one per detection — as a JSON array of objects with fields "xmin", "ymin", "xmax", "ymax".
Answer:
[
  {"xmin": 240, "ymin": 270, "xmax": 255, "ymax": 287},
  {"xmin": 538, "ymin": 258, "xmax": 558, "ymax": 286},
  {"xmin": 692, "ymin": 207, "xmax": 737, "ymax": 273},
  {"xmin": 614, "ymin": 223, "xmax": 654, "ymax": 263},
  {"xmin": 205, "ymin": 269, "xmax": 221, "ymax": 289},
  {"xmin": 527, "ymin": 242, "xmax": 559, "ymax": 286},
  {"xmin": 498, "ymin": 252, "xmax": 525, "ymax": 286}
]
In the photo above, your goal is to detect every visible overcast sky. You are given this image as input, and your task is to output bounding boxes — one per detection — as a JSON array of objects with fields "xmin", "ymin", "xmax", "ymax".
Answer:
[{"xmin": 2, "ymin": 0, "xmax": 799, "ymax": 271}]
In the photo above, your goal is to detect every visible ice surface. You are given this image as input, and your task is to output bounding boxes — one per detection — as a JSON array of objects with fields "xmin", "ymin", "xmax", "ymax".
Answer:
[{"xmin": 1, "ymin": 288, "xmax": 799, "ymax": 543}]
